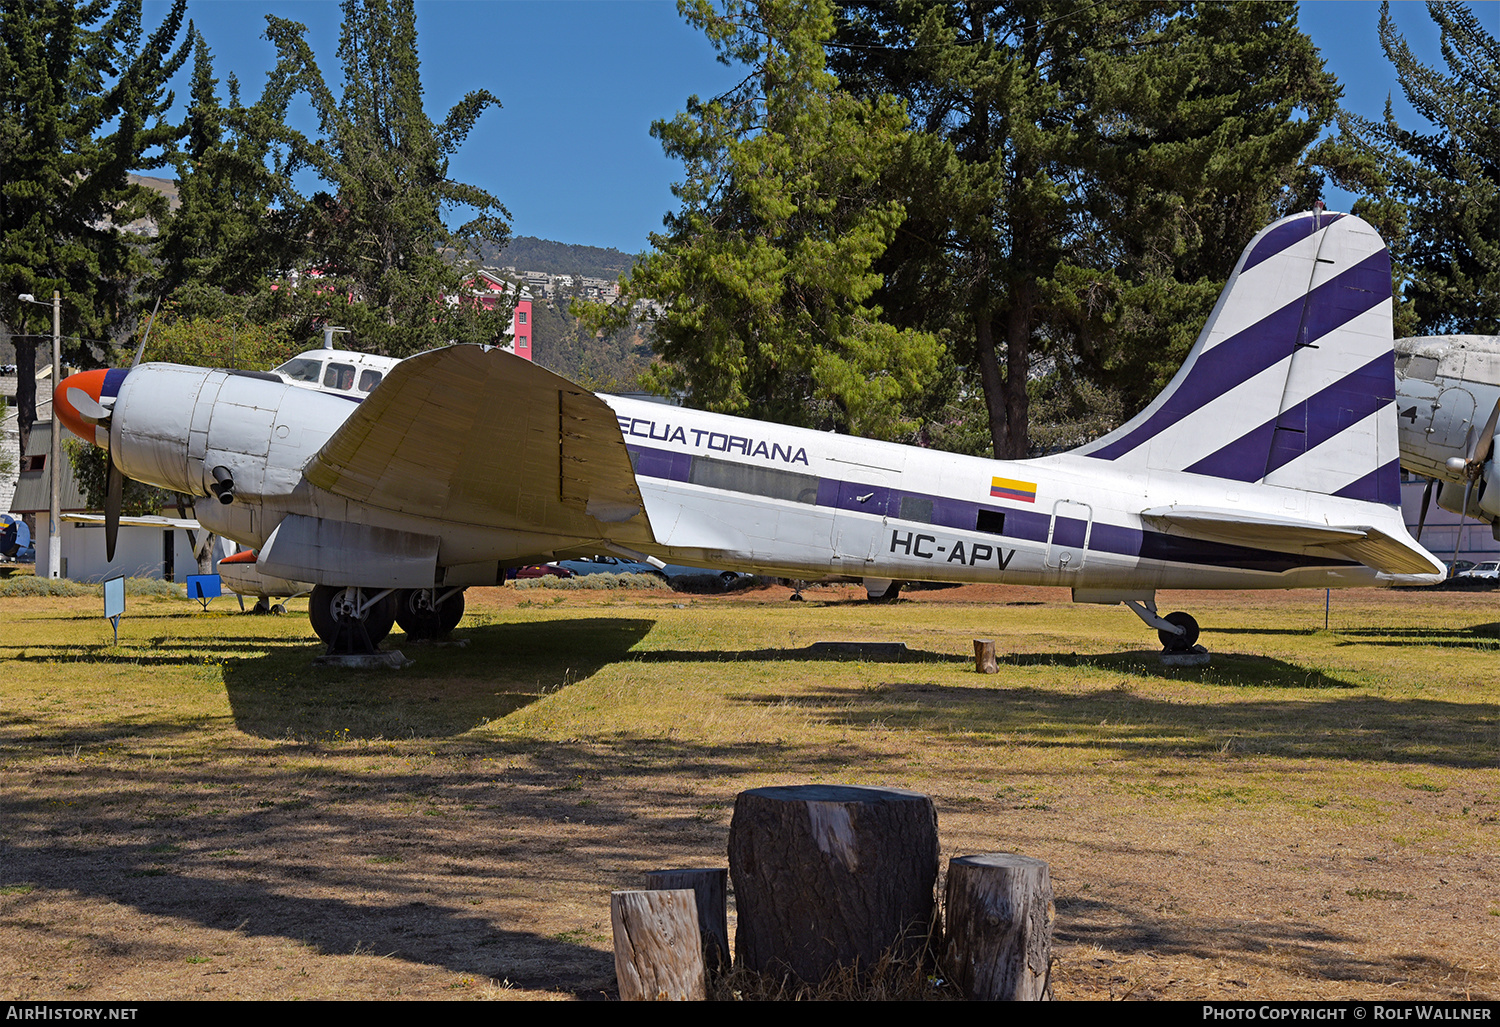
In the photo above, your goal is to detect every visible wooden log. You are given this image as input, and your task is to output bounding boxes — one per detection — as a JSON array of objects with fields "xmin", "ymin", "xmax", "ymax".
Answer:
[
  {"xmin": 974, "ymin": 638, "xmax": 998, "ymax": 674},
  {"xmin": 941, "ymin": 854, "xmax": 1054, "ymax": 1000},
  {"xmin": 611, "ymin": 889, "xmax": 706, "ymax": 1001},
  {"xmin": 728, "ymin": 784, "xmax": 939, "ymax": 981},
  {"xmin": 645, "ymin": 868, "xmax": 729, "ymax": 974}
]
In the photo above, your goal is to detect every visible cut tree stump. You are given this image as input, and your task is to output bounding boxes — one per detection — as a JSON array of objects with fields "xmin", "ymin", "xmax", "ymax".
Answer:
[
  {"xmin": 941, "ymin": 854, "xmax": 1054, "ymax": 1000},
  {"xmin": 611, "ymin": 889, "xmax": 706, "ymax": 1001},
  {"xmin": 974, "ymin": 638, "xmax": 998, "ymax": 674},
  {"xmin": 728, "ymin": 784, "xmax": 939, "ymax": 982},
  {"xmin": 645, "ymin": 868, "xmax": 729, "ymax": 974}
]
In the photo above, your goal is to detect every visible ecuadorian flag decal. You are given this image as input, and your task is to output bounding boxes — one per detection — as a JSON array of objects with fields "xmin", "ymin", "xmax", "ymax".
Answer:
[{"xmin": 990, "ymin": 476, "xmax": 1037, "ymax": 503}]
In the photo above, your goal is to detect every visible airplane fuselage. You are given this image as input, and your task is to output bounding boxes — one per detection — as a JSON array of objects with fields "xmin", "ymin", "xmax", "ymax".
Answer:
[
  {"xmin": 1394, "ymin": 335, "xmax": 1500, "ymax": 523},
  {"xmin": 101, "ymin": 362, "xmax": 1413, "ymax": 598},
  {"xmin": 56, "ymin": 211, "xmax": 1445, "ymax": 652}
]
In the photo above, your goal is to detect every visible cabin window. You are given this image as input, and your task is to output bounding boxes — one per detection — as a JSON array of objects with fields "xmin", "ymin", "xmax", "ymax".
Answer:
[
  {"xmin": 324, "ymin": 363, "xmax": 356, "ymax": 390},
  {"xmin": 899, "ymin": 495, "xmax": 933, "ymax": 523},
  {"xmin": 1401, "ymin": 355, "xmax": 1439, "ymax": 381},
  {"xmin": 975, "ymin": 509, "xmax": 1006, "ymax": 536},
  {"xmin": 688, "ymin": 455, "xmax": 820, "ymax": 504},
  {"xmin": 358, "ymin": 369, "xmax": 383, "ymax": 392}
]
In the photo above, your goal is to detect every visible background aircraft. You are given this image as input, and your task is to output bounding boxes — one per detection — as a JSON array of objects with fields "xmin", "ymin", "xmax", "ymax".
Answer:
[
  {"xmin": 1394, "ymin": 335, "xmax": 1500, "ymax": 558},
  {"xmin": 54, "ymin": 210, "xmax": 1443, "ymax": 655}
]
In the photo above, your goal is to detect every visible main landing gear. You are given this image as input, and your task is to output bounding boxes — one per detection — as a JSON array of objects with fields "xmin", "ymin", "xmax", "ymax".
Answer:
[
  {"xmin": 308, "ymin": 585, "xmax": 469, "ymax": 654},
  {"xmin": 1122, "ymin": 599, "xmax": 1202, "ymax": 653},
  {"xmin": 309, "ymin": 585, "xmax": 397, "ymax": 655},
  {"xmin": 394, "ymin": 587, "xmax": 466, "ymax": 641}
]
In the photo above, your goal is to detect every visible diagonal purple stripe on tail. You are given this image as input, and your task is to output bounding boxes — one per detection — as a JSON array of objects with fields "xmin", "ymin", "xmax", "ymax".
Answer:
[
  {"xmin": 1086, "ymin": 249, "xmax": 1390, "ymax": 463},
  {"xmin": 1184, "ymin": 352, "xmax": 1396, "ymax": 482}
]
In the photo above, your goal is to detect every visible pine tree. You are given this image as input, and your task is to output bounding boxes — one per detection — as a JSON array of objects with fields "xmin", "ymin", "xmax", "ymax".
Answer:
[
  {"xmin": 832, "ymin": 1, "xmax": 1339, "ymax": 457},
  {"xmin": 154, "ymin": 30, "xmax": 305, "ymax": 319},
  {"xmin": 1334, "ymin": 1, "xmax": 1498, "ymax": 335},
  {"xmin": 0, "ymin": 0, "xmax": 190, "ymax": 447},
  {"xmin": 603, "ymin": 0, "xmax": 942, "ymax": 440},
  {"xmin": 259, "ymin": 0, "xmax": 512, "ymax": 355}
]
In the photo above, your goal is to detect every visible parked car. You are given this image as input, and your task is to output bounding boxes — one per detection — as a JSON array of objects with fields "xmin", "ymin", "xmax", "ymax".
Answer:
[
  {"xmin": 1455, "ymin": 560, "xmax": 1500, "ymax": 581},
  {"xmin": 1447, "ymin": 560, "xmax": 1475, "ymax": 578},
  {"xmin": 553, "ymin": 556, "xmax": 665, "ymax": 580},
  {"xmin": 510, "ymin": 563, "xmax": 575, "ymax": 579},
  {"xmin": 554, "ymin": 555, "xmax": 750, "ymax": 590}
]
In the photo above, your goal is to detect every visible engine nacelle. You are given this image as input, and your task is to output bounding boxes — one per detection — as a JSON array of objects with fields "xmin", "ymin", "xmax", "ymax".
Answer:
[{"xmin": 106, "ymin": 364, "xmax": 359, "ymax": 546}]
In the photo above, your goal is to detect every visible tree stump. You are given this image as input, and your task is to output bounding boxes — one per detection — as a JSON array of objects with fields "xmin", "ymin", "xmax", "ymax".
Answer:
[
  {"xmin": 941, "ymin": 854, "xmax": 1054, "ymax": 1000},
  {"xmin": 728, "ymin": 784, "xmax": 939, "ymax": 981},
  {"xmin": 974, "ymin": 638, "xmax": 998, "ymax": 674},
  {"xmin": 611, "ymin": 889, "xmax": 706, "ymax": 1001},
  {"xmin": 645, "ymin": 868, "xmax": 729, "ymax": 975}
]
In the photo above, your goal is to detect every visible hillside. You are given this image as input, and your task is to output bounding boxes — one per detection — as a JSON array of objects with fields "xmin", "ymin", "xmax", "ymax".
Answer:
[{"xmin": 481, "ymin": 236, "xmax": 637, "ymax": 280}]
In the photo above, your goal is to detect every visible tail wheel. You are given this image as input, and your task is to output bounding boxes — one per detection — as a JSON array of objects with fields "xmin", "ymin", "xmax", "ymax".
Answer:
[
  {"xmin": 309, "ymin": 585, "xmax": 396, "ymax": 651},
  {"xmin": 1158, "ymin": 611, "xmax": 1200, "ymax": 652}
]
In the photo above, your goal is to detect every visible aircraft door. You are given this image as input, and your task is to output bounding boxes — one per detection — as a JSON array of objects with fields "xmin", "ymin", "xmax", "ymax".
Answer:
[
  {"xmin": 831, "ymin": 473, "xmax": 894, "ymax": 572},
  {"xmin": 1046, "ymin": 500, "xmax": 1093, "ymax": 572},
  {"xmin": 1432, "ymin": 387, "xmax": 1477, "ymax": 451}
]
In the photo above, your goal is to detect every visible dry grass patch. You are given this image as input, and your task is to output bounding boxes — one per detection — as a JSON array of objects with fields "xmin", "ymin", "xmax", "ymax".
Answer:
[{"xmin": 0, "ymin": 583, "xmax": 1495, "ymax": 1000}]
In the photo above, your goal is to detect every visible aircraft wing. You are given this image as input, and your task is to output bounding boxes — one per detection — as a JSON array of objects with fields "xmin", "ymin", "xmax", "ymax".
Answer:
[
  {"xmin": 1139, "ymin": 506, "xmax": 1443, "ymax": 576},
  {"xmin": 63, "ymin": 513, "xmax": 202, "ymax": 530},
  {"xmin": 303, "ymin": 345, "xmax": 656, "ymax": 545}
]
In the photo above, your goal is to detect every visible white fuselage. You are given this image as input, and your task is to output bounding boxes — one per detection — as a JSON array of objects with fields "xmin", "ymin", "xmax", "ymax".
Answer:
[{"xmin": 105, "ymin": 363, "xmax": 1412, "ymax": 595}]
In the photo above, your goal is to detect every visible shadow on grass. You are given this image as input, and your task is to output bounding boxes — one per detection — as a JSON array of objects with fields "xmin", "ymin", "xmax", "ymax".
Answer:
[
  {"xmin": 1212, "ymin": 621, "xmax": 1500, "ymax": 652},
  {"xmin": 218, "ymin": 617, "xmax": 655, "ymax": 740},
  {"xmin": 724, "ymin": 678, "xmax": 1498, "ymax": 769},
  {"xmin": 1053, "ymin": 893, "xmax": 1482, "ymax": 996}
]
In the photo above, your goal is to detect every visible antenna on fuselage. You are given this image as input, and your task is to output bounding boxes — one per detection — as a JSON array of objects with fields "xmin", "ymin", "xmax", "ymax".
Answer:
[{"xmin": 322, "ymin": 326, "xmax": 350, "ymax": 350}]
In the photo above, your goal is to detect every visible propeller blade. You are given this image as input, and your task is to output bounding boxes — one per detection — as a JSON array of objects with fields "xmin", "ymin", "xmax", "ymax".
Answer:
[
  {"xmin": 1451, "ymin": 480, "xmax": 1473, "ymax": 575},
  {"xmin": 65, "ymin": 386, "xmax": 111, "ymax": 424},
  {"xmin": 1468, "ymin": 397, "xmax": 1500, "ymax": 468},
  {"xmin": 131, "ymin": 295, "xmax": 162, "ymax": 368},
  {"xmin": 105, "ymin": 454, "xmax": 123, "ymax": 563},
  {"xmin": 1417, "ymin": 477, "xmax": 1435, "ymax": 541}
]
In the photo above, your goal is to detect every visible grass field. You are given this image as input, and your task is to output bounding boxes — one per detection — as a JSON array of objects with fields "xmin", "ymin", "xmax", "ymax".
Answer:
[{"xmin": 0, "ymin": 578, "xmax": 1495, "ymax": 1000}]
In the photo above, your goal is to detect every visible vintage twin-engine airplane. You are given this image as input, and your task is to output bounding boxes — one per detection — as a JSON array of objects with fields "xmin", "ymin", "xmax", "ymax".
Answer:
[
  {"xmin": 55, "ymin": 210, "xmax": 1444, "ymax": 653},
  {"xmin": 1393, "ymin": 334, "xmax": 1500, "ymax": 549}
]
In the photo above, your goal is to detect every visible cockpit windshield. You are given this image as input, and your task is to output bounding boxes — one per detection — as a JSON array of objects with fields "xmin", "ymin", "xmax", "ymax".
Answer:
[{"xmin": 275, "ymin": 357, "xmax": 323, "ymax": 383}]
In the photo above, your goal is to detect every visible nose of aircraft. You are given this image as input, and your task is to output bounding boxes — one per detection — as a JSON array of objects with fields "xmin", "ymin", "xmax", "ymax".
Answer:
[{"xmin": 55, "ymin": 367, "xmax": 129, "ymax": 448}]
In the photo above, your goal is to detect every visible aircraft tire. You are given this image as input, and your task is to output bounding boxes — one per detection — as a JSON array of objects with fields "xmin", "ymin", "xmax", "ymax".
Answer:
[
  {"xmin": 309, "ymin": 585, "xmax": 396, "ymax": 649},
  {"xmin": 1158, "ymin": 611, "xmax": 1200, "ymax": 651},
  {"xmin": 395, "ymin": 588, "xmax": 467, "ymax": 638}
]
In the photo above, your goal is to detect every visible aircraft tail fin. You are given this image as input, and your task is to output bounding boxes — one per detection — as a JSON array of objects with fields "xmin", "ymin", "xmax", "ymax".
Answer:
[{"xmin": 1077, "ymin": 211, "xmax": 1399, "ymax": 505}]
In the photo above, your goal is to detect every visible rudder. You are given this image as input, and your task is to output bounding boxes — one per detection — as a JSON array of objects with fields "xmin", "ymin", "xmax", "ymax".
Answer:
[{"xmin": 1077, "ymin": 211, "xmax": 1399, "ymax": 505}]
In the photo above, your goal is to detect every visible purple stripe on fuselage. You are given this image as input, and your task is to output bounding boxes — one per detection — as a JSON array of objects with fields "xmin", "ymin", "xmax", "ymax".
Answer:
[
  {"xmin": 1086, "ymin": 248, "xmax": 1390, "ymax": 463},
  {"xmin": 623, "ymin": 443, "xmax": 1358, "ymax": 573},
  {"xmin": 1241, "ymin": 212, "xmax": 1344, "ymax": 272}
]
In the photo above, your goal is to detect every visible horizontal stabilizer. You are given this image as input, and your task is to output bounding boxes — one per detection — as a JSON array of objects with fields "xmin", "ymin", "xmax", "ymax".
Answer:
[{"xmin": 1140, "ymin": 506, "xmax": 1443, "ymax": 577}]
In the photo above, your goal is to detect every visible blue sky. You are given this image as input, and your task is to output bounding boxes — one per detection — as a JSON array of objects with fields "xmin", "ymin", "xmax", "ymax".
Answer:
[{"xmin": 149, "ymin": 0, "xmax": 1489, "ymax": 255}]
